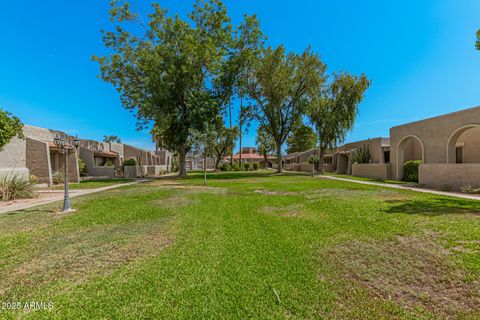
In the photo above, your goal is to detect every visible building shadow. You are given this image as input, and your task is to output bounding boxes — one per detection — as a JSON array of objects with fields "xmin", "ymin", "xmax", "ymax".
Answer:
[{"xmin": 383, "ymin": 197, "xmax": 480, "ymax": 217}]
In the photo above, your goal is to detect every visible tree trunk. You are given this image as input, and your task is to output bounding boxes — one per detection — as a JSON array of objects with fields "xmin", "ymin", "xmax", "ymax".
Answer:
[
  {"xmin": 239, "ymin": 97, "xmax": 243, "ymax": 166},
  {"xmin": 318, "ymin": 147, "xmax": 325, "ymax": 174},
  {"xmin": 178, "ymin": 147, "xmax": 187, "ymax": 178},
  {"xmin": 229, "ymin": 101, "xmax": 233, "ymax": 165},
  {"xmin": 276, "ymin": 141, "xmax": 282, "ymax": 173},
  {"xmin": 317, "ymin": 132, "xmax": 323, "ymax": 174},
  {"xmin": 263, "ymin": 153, "xmax": 269, "ymax": 168},
  {"xmin": 203, "ymin": 154, "xmax": 207, "ymax": 186},
  {"xmin": 214, "ymin": 155, "xmax": 222, "ymax": 172}
]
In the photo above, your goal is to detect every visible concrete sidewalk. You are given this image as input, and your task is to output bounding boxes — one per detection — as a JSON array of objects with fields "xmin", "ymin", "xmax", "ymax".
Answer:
[
  {"xmin": 0, "ymin": 180, "xmax": 147, "ymax": 214},
  {"xmin": 319, "ymin": 175, "xmax": 480, "ymax": 201}
]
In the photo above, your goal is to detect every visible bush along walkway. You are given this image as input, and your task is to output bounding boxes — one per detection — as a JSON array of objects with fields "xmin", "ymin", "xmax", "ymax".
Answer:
[
  {"xmin": 319, "ymin": 175, "xmax": 480, "ymax": 201},
  {"xmin": 0, "ymin": 180, "xmax": 148, "ymax": 214}
]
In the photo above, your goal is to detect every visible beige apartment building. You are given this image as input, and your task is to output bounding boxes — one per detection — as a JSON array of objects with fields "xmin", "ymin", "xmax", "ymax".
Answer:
[
  {"xmin": 285, "ymin": 137, "xmax": 391, "ymax": 180},
  {"xmin": 391, "ymin": 106, "xmax": 480, "ymax": 189},
  {"xmin": 0, "ymin": 125, "xmax": 173, "ymax": 185},
  {"xmin": 285, "ymin": 105, "xmax": 480, "ymax": 190}
]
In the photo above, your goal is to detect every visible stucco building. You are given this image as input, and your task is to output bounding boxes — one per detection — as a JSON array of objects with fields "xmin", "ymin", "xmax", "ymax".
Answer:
[
  {"xmin": 0, "ymin": 125, "xmax": 171, "ymax": 185},
  {"xmin": 391, "ymin": 106, "xmax": 480, "ymax": 189},
  {"xmin": 284, "ymin": 138, "xmax": 391, "ymax": 179}
]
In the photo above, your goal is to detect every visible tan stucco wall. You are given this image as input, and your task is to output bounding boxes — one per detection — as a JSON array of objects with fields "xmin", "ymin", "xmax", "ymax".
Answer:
[
  {"xmin": 401, "ymin": 138, "xmax": 423, "ymax": 162},
  {"xmin": 341, "ymin": 137, "xmax": 388, "ymax": 164},
  {"xmin": 390, "ymin": 106, "xmax": 480, "ymax": 180},
  {"xmin": 456, "ymin": 126, "xmax": 480, "ymax": 163},
  {"xmin": 0, "ymin": 137, "xmax": 29, "ymax": 179},
  {"xmin": 79, "ymin": 147, "xmax": 115, "ymax": 178},
  {"xmin": 419, "ymin": 163, "xmax": 480, "ymax": 189},
  {"xmin": 352, "ymin": 163, "xmax": 392, "ymax": 180},
  {"xmin": 109, "ymin": 142, "xmax": 124, "ymax": 160}
]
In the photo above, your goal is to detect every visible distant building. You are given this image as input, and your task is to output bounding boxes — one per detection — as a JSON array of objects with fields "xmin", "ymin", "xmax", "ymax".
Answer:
[
  {"xmin": 228, "ymin": 147, "xmax": 275, "ymax": 168},
  {"xmin": 284, "ymin": 105, "xmax": 480, "ymax": 190},
  {"xmin": 0, "ymin": 125, "xmax": 173, "ymax": 185}
]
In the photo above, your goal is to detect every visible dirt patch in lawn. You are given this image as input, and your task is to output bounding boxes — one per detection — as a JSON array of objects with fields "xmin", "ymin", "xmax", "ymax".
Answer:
[
  {"xmin": 152, "ymin": 195, "xmax": 198, "ymax": 208},
  {"xmin": 305, "ymin": 188, "xmax": 408, "ymax": 201},
  {"xmin": 254, "ymin": 189, "xmax": 299, "ymax": 196},
  {"xmin": 149, "ymin": 181, "xmax": 227, "ymax": 193},
  {"xmin": 260, "ymin": 204, "xmax": 305, "ymax": 217},
  {"xmin": 326, "ymin": 234, "xmax": 480, "ymax": 318},
  {"xmin": 0, "ymin": 220, "xmax": 173, "ymax": 297}
]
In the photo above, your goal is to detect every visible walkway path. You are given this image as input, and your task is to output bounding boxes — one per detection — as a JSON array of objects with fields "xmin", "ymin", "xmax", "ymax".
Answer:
[
  {"xmin": 319, "ymin": 175, "xmax": 480, "ymax": 201},
  {"xmin": 0, "ymin": 180, "xmax": 148, "ymax": 214}
]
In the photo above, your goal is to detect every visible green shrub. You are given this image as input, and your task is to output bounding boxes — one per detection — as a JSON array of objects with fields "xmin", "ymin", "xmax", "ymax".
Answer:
[
  {"xmin": 124, "ymin": 158, "xmax": 136, "ymax": 166},
  {"xmin": 104, "ymin": 159, "xmax": 115, "ymax": 167},
  {"xmin": 351, "ymin": 144, "xmax": 370, "ymax": 164},
  {"xmin": 0, "ymin": 174, "xmax": 36, "ymax": 201},
  {"xmin": 232, "ymin": 163, "xmax": 241, "ymax": 171},
  {"xmin": 307, "ymin": 155, "xmax": 319, "ymax": 165},
  {"xmin": 78, "ymin": 158, "xmax": 87, "ymax": 175},
  {"xmin": 243, "ymin": 162, "xmax": 251, "ymax": 171},
  {"xmin": 252, "ymin": 163, "xmax": 259, "ymax": 171},
  {"xmin": 220, "ymin": 163, "xmax": 231, "ymax": 171},
  {"xmin": 403, "ymin": 160, "xmax": 422, "ymax": 182},
  {"xmin": 52, "ymin": 171, "xmax": 65, "ymax": 184}
]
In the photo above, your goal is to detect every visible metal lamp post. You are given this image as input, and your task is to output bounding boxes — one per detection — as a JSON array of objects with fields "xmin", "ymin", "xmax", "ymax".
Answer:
[{"xmin": 54, "ymin": 134, "xmax": 80, "ymax": 213}]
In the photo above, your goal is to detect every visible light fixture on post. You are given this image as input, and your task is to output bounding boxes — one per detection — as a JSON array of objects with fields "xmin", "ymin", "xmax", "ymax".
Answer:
[
  {"xmin": 73, "ymin": 135, "xmax": 80, "ymax": 149},
  {"xmin": 53, "ymin": 133, "xmax": 74, "ymax": 213}
]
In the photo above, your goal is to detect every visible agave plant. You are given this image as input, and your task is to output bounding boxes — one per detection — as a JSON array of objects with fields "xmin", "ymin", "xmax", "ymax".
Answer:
[
  {"xmin": 351, "ymin": 144, "xmax": 370, "ymax": 164},
  {"xmin": 52, "ymin": 171, "xmax": 65, "ymax": 185},
  {"xmin": 0, "ymin": 174, "xmax": 36, "ymax": 201}
]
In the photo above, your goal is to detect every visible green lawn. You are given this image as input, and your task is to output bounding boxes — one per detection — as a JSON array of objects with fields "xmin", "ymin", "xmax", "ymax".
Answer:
[
  {"xmin": 1, "ymin": 170, "xmax": 479, "ymax": 319},
  {"xmin": 51, "ymin": 178, "xmax": 133, "ymax": 190}
]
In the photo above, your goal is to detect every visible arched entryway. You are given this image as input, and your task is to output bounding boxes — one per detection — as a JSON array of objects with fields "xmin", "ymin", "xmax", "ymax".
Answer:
[
  {"xmin": 396, "ymin": 135, "xmax": 425, "ymax": 180},
  {"xmin": 446, "ymin": 124, "xmax": 480, "ymax": 163}
]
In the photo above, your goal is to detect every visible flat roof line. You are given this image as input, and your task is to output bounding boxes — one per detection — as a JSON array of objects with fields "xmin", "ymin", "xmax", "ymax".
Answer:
[{"xmin": 391, "ymin": 105, "xmax": 480, "ymax": 129}]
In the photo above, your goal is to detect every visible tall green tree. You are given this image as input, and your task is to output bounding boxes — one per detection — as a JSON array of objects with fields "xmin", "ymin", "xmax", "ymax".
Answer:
[
  {"xmin": 245, "ymin": 46, "xmax": 325, "ymax": 173},
  {"xmin": 94, "ymin": 0, "xmax": 241, "ymax": 177},
  {"xmin": 103, "ymin": 135, "xmax": 122, "ymax": 143},
  {"xmin": 0, "ymin": 109, "xmax": 24, "ymax": 151},
  {"xmin": 307, "ymin": 73, "xmax": 370, "ymax": 173},
  {"xmin": 215, "ymin": 15, "xmax": 265, "ymax": 163},
  {"xmin": 286, "ymin": 123, "xmax": 317, "ymax": 154},
  {"xmin": 211, "ymin": 123, "xmax": 238, "ymax": 171},
  {"xmin": 476, "ymin": 29, "xmax": 480, "ymax": 50},
  {"xmin": 255, "ymin": 125, "xmax": 275, "ymax": 167}
]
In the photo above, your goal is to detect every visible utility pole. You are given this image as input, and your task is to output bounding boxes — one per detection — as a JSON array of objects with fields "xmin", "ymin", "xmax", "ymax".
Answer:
[
  {"xmin": 229, "ymin": 101, "xmax": 233, "ymax": 165},
  {"xmin": 239, "ymin": 97, "xmax": 243, "ymax": 165}
]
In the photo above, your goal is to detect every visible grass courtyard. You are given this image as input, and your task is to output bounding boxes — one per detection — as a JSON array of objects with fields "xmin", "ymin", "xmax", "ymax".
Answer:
[{"xmin": 0, "ymin": 170, "xmax": 479, "ymax": 319}]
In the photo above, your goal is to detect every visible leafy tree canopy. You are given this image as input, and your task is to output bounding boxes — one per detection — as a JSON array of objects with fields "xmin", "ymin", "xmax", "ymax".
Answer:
[
  {"xmin": 103, "ymin": 135, "xmax": 122, "ymax": 143},
  {"xmin": 255, "ymin": 124, "xmax": 276, "ymax": 164},
  {"xmin": 476, "ymin": 29, "xmax": 480, "ymax": 50},
  {"xmin": 0, "ymin": 109, "xmax": 24, "ymax": 151},
  {"xmin": 286, "ymin": 123, "xmax": 317, "ymax": 154},
  {"xmin": 245, "ymin": 45, "xmax": 326, "ymax": 172},
  {"xmin": 307, "ymin": 73, "xmax": 370, "ymax": 173},
  {"xmin": 94, "ymin": 0, "xmax": 257, "ymax": 177}
]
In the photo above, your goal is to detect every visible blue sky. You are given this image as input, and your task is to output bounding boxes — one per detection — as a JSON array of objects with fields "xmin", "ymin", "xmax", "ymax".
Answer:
[{"xmin": 1, "ymin": 0, "xmax": 480, "ymax": 151}]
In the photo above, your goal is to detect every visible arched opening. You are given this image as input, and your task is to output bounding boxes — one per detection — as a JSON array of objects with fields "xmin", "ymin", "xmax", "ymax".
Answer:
[
  {"xmin": 396, "ymin": 135, "xmax": 424, "ymax": 180},
  {"xmin": 446, "ymin": 124, "xmax": 480, "ymax": 163}
]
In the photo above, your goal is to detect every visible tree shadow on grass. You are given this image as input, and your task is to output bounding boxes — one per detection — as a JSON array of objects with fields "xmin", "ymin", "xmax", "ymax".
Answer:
[{"xmin": 383, "ymin": 197, "xmax": 480, "ymax": 217}]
